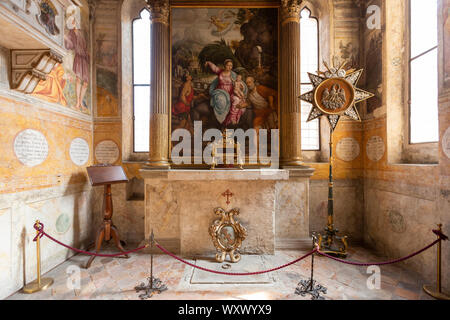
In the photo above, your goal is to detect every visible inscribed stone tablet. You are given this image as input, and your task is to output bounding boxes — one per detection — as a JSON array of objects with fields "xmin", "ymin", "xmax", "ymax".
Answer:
[
  {"xmin": 14, "ymin": 129, "xmax": 48, "ymax": 167},
  {"xmin": 95, "ymin": 140, "xmax": 119, "ymax": 164},
  {"xmin": 70, "ymin": 138, "xmax": 90, "ymax": 166},
  {"xmin": 442, "ymin": 127, "xmax": 450, "ymax": 159},
  {"xmin": 366, "ymin": 135, "xmax": 385, "ymax": 162},
  {"xmin": 336, "ymin": 137, "xmax": 360, "ymax": 161}
]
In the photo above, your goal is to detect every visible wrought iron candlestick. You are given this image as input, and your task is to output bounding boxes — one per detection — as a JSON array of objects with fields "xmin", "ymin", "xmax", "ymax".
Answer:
[
  {"xmin": 295, "ymin": 235, "xmax": 327, "ymax": 300},
  {"xmin": 135, "ymin": 230, "xmax": 168, "ymax": 299}
]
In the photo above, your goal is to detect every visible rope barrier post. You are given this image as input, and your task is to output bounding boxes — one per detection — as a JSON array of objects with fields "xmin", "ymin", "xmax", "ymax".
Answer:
[
  {"xmin": 295, "ymin": 234, "xmax": 327, "ymax": 300},
  {"xmin": 423, "ymin": 224, "xmax": 450, "ymax": 300},
  {"xmin": 23, "ymin": 220, "xmax": 54, "ymax": 294},
  {"xmin": 135, "ymin": 229, "xmax": 168, "ymax": 299}
]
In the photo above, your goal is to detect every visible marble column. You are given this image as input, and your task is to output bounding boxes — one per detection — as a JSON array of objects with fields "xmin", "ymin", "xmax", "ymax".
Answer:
[
  {"xmin": 146, "ymin": 0, "xmax": 170, "ymax": 168},
  {"xmin": 280, "ymin": 0, "xmax": 303, "ymax": 167}
]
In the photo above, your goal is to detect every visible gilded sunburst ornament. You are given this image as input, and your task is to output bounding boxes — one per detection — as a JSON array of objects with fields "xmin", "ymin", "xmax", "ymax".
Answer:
[{"xmin": 299, "ymin": 61, "xmax": 374, "ymax": 131}]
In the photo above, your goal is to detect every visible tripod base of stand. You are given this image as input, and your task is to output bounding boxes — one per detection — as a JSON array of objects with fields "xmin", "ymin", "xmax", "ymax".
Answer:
[
  {"xmin": 423, "ymin": 285, "xmax": 450, "ymax": 300},
  {"xmin": 23, "ymin": 278, "xmax": 53, "ymax": 294},
  {"xmin": 316, "ymin": 231, "xmax": 348, "ymax": 258},
  {"xmin": 85, "ymin": 224, "xmax": 129, "ymax": 269},
  {"xmin": 135, "ymin": 276, "xmax": 168, "ymax": 299},
  {"xmin": 295, "ymin": 278, "xmax": 327, "ymax": 300}
]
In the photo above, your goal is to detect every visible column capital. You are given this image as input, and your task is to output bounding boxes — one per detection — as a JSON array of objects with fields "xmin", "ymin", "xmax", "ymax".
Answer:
[
  {"xmin": 280, "ymin": 0, "xmax": 302, "ymax": 25},
  {"xmin": 146, "ymin": 0, "xmax": 170, "ymax": 26}
]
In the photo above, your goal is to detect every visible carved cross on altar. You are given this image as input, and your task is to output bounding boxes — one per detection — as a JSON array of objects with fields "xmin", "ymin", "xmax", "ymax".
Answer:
[{"xmin": 222, "ymin": 189, "xmax": 233, "ymax": 205}]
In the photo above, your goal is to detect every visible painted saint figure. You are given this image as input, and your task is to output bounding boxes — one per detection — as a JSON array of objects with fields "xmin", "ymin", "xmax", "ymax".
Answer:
[
  {"xmin": 205, "ymin": 59, "xmax": 248, "ymax": 126},
  {"xmin": 65, "ymin": 5, "xmax": 89, "ymax": 111},
  {"xmin": 173, "ymin": 74, "xmax": 195, "ymax": 130}
]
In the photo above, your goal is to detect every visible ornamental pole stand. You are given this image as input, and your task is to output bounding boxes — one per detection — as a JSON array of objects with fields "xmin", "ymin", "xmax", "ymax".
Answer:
[
  {"xmin": 295, "ymin": 235, "xmax": 327, "ymax": 300},
  {"xmin": 135, "ymin": 229, "xmax": 168, "ymax": 299},
  {"xmin": 299, "ymin": 59, "xmax": 374, "ymax": 258},
  {"xmin": 423, "ymin": 224, "xmax": 450, "ymax": 300},
  {"xmin": 23, "ymin": 220, "xmax": 54, "ymax": 294}
]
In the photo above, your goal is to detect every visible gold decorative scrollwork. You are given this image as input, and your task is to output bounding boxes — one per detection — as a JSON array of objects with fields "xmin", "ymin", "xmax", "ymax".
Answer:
[{"xmin": 209, "ymin": 207, "xmax": 247, "ymax": 263}]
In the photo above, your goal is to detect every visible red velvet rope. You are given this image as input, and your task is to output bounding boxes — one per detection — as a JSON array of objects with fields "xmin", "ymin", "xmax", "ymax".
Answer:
[
  {"xmin": 33, "ymin": 221, "xmax": 446, "ymax": 271},
  {"xmin": 317, "ymin": 238, "xmax": 442, "ymax": 266},
  {"xmin": 33, "ymin": 222, "xmax": 148, "ymax": 257},
  {"xmin": 156, "ymin": 243, "xmax": 317, "ymax": 276}
]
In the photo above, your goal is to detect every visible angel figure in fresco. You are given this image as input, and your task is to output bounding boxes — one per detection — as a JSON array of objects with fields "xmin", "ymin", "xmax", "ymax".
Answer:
[
  {"xmin": 209, "ymin": 10, "xmax": 235, "ymax": 36},
  {"xmin": 65, "ymin": 5, "xmax": 90, "ymax": 112}
]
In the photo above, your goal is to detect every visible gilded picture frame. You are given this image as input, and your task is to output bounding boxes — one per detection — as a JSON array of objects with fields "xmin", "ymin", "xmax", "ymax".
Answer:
[{"xmin": 169, "ymin": 1, "xmax": 280, "ymax": 168}]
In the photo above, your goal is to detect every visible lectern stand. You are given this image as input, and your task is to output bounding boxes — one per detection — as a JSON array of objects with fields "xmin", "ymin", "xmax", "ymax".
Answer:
[{"xmin": 86, "ymin": 165, "xmax": 129, "ymax": 269}]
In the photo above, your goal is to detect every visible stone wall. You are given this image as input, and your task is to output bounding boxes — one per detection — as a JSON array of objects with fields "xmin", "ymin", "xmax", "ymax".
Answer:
[
  {"xmin": 0, "ymin": 0, "xmax": 95, "ymax": 299},
  {"xmin": 361, "ymin": 0, "xmax": 450, "ymax": 290}
]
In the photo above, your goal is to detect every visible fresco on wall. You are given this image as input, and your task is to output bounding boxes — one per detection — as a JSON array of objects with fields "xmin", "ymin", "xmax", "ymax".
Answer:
[
  {"xmin": 444, "ymin": 0, "xmax": 450, "ymax": 88},
  {"xmin": 32, "ymin": 2, "xmax": 91, "ymax": 114},
  {"xmin": 339, "ymin": 41, "xmax": 359, "ymax": 70},
  {"xmin": 365, "ymin": 30, "xmax": 382, "ymax": 114},
  {"xmin": 36, "ymin": 0, "xmax": 61, "ymax": 36},
  {"xmin": 95, "ymin": 32, "xmax": 119, "ymax": 117},
  {"xmin": 171, "ymin": 8, "xmax": 278, "ymax": 142}
]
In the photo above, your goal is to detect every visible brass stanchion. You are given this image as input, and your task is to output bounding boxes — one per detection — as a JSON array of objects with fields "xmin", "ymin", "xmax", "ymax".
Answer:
[
  {"xmin": 423, "ymin": 224, "xmax": 449, "ymax": 300},
  {"xmin": 23, "ymin": 220, "xmax": 53, "ymax": 294}
]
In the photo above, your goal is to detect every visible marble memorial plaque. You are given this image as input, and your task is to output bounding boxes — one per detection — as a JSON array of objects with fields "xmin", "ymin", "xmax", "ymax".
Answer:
[
  {"xmin": 366, "ymin": 135, "xmax": 385, "ymax": 162},
  {"xmin": 14, "ymin": 129, "xmax": 49, "ymax": 167},
  {"xmin": 442, "ymin": 127, "xmax": 450, "ymax": 159},
  {"xmin": 55, "ymin": 212, "xmax": 71, "ymax": 234},
  {"xmin": 69, "ymin": 138, "xmax": 90, "ymax": 166},
  {"xmin": 95, "ymin": 140, "xmax": 119, "ymax": 164},
  {"xmin": 336, "ymin": 137, "xmax": 360, "ymax": 161}
]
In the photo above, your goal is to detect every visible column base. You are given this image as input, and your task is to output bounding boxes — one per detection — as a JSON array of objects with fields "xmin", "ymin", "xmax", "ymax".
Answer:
[
  {"xmin": 144, "ymin": 160, "xmax": 171, "ymax": 169},
  {"xmin": 280, "ymin": 158, "xmax": 304, "ymax": 167}
]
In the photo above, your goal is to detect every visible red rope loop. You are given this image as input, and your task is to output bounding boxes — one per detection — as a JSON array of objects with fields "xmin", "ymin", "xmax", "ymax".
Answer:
[
  {"xmin": 32, "ymin": 222, "xmax": 148, "ymax": 257},
  {"xmin": 33, "ymin": 221, "xmax": 44, "ymax": 242},
  {"xmin": 155, "ymin": 242, "xmax": 318, "ymax": 276},
  {"xmin": 433, "ymin": 229, "xmax": 448, "ymax": 241}
]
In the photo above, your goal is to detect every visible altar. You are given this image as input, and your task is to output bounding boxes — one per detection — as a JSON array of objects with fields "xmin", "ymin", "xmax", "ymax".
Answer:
[{"xmin": 140, "ymin": 168, "xmax": 314, "ymax": 256}]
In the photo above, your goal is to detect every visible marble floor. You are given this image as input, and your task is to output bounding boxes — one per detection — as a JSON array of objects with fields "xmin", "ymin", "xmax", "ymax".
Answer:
[{"xmin": 7, "ymin": 245, "xmax": 436, "ymax": 300}]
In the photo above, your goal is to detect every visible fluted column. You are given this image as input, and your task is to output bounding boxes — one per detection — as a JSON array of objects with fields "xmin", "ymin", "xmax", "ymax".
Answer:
[
  {"xmin": 146, "ymin": 0, "xmax": 170, "ymax": 168},
  {"xmin": 280, "ymin": 0, "xmax": 303, "ymax": 167}
]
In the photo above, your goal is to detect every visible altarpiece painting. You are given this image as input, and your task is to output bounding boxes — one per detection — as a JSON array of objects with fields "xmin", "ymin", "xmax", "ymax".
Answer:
[{"xmin": 170, "ymin": 7, "xmax": 279, "ymax": 159}]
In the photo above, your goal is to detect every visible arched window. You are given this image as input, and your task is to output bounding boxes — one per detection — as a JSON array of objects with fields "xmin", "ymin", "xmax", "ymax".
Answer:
[
  {"xmin": 300, "ymin": 7, "xmax": 320, "ymax": 151},
  {"xmin": 132, "ymin": 9, "xmax": 151, "ymax": 152},
  {"xmin": 409, "ymin": 0, "xmax": 438, "ymax": 143}
]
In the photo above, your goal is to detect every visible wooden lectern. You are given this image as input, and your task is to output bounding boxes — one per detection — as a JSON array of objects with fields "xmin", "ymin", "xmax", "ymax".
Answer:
[{"xmin": 85, "ymin": 165, "xmax": 129, "ymax": 269}]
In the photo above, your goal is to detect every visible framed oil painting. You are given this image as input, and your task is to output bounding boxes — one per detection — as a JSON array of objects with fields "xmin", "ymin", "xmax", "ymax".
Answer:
[{"xmin": 170, "ymin": 6, "xmax": 279, "ymax": 165}]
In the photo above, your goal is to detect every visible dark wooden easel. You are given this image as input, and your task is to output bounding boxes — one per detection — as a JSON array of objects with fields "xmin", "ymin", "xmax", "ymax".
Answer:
[{"xmin": 85, "ymin": 165, "xmax": 129, "ymax": 269}]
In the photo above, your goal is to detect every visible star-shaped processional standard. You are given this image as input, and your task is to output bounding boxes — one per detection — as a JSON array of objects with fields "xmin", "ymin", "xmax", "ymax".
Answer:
[{"xmin": 299, "ymin": 62, "xmax": 374, "ymax": 131}]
